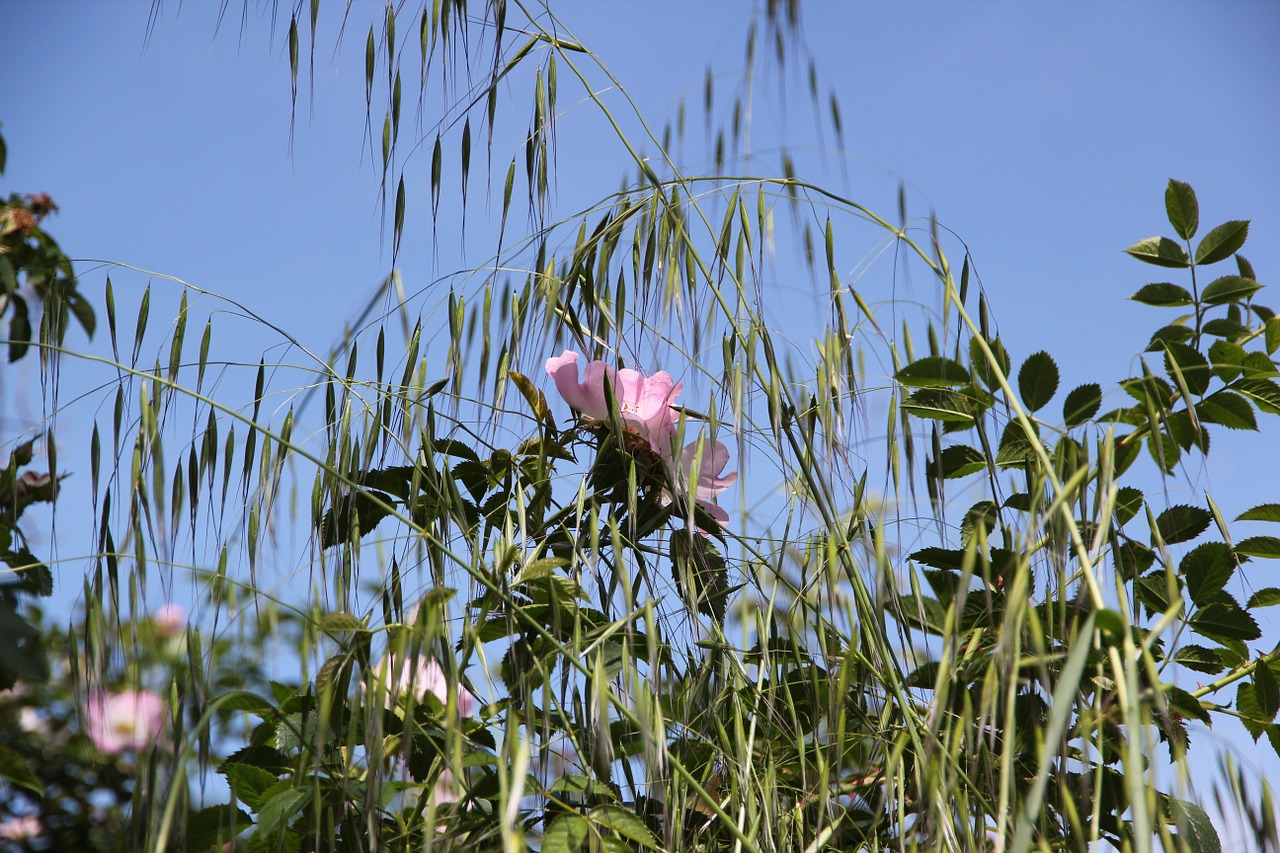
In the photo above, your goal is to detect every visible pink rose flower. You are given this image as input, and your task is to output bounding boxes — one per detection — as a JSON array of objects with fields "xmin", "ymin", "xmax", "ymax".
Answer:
[
  {"xmin": 85, "ymin": 690, "xmax": 166, "ymax": 754},
  {"xmin": 369, "ymin": 655, "xmax": 477, "ymax": 716},
  {"xmin": 152, "ymin": 603, "xmax": 185, "ymax": 640},
  {"xmin": 666, "ymin": 435, "xmax": 737, "ymax": 531},
  {"xmin": 545, "ymin": 350, "xmax": 682, "ymax": 451}
]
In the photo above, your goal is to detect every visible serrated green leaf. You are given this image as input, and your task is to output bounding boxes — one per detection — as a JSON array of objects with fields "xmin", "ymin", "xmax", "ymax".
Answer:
[
  {"xmin": 0, "ymin": 744, "xmax": 41, "ymax": 795},
  {"xmin": 1114, "ymin": 487, "xmax": 1144, "ymax": 526},
  {"xmin": 589, "ymin": 805, "xmax": 658, "ymax": 848},
  {"xmin": 1192, "ymin": 604, "xmax": 1260, "ymax": 642},
  {"xmin": 318, "ymin": 612, "xmax": 366, "ymax": 632},
  {"xmin": 1181, "ymin": 542, "xmax": 1235, "ymax": 607},
  {"xmin": 1201, "ymin": 275, "xmax": 1261, "ymax": 306},
  {"xmin": 184, "ymin": 803, "xmax": 253, "ymax": 853},
  {"xmin": 969, "ymin": 335, "xmax": 1012, "ymax": 390},
  {"xmin": 895, "ymin": 356, "xmax": 971, "ymax": 388},
  {"xmin": 1236, "ymin": 536, "xmax": 1280, "ymax": 559},
  {"xmin": 1196, "ymin": 390, "xmax": 1257, "ymax": 430},
  {"xmin": 1154, "ymin": 505, "xmax": 1212, "ymax": 546},
  {"xmin": 1169, "ymin": 799, "xmax": 1221, "ymax": 853},
  {"xmin": 223, "ymin": 762, "xmax": 279, "ymax": 812},
  {"xmin": 1267, "ymin": 317, "xmax": 1280, "ymax": 355},
  {"xmin": 1146, "ymin": 324, "xmax": 1196, "ymax": 353},
  {"xmin": 256, "ymin": 786, "xmax": 309, "ymax": 839},
  {"xmin": 1195, "ymin": 220, "xmax": 1249, "ymax": 265},
  {"xmin": 936, "ymin": 444, "xmax": 986, "ymax": 479},
  {"xmin": 1238, "ymin": 682, "xmax": 1270, "ymax": 740},
  {"xmin": 1255, "ymin": 658, "xmax": 1280, "ymax": 722},
  {"xmin": 1235, "ymin": 379, "xmax": 1280, "ymax": 414},
  {"xmin": 1163, "ymin": 342, "xmax": 1211, "ymax": 396},
  {"xmin": 1126, "ymin": 236, "xmax": 1190, "ymax": 268},
  {"xmin": 1165, "ymin": 685, "xmax": 1212, "ymax": 725},
  {"xmin": 1062, "ymin": 383, "xmax": 1102, "ymax": 427},
  {"xmin": 1131, "ymin": 282, "xmax": 1194, "ymax": 307},
  {"xmin": 1237, "ymin": 504, "xmax": 1280, "ymax": 523},
  {"xmin": 1165, "ymin": 180, "xmax": 1199, "ymax": 240},
  {"xmin": 1208, "ymin": 340, "xmax": 1245, "ymax": 382},
  {"xmin": 902, "ymin": 388, "xmax": 973, "ymax": 423},
  {"xmin": 1018, "ymin": 350, "xmax": 1059, "ymax": 412},
  {"xmin": 1247, "ymin": 587, "xmax": 1280, "ymax": 608},
  {"xmin": 542, "ymin": 815, "xmax": 589, "ymax": 853},
  {"xmin": 1172, "ymin": 645, "xmax": 1226, "ymax": 675}
]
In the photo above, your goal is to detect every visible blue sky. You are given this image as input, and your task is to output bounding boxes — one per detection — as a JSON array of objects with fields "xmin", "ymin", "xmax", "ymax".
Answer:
[{"xmin": 5, "ymin": 0, "xmax": 1280, "ymax": 834}]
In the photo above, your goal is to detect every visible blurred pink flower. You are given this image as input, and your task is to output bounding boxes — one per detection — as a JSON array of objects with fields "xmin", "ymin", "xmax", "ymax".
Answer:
[
  {"xmin": 665, "ymin": 435, "xmax": 737, "ymax": 531},
  {"xmin": 369, "ymin": 654, "xmax": 477, "ymax": 716},
  {"xmin": 432, "ymin": 768, "xmax": 461, "ymax": 805},
  {"xmin": 85, "ymin": 690, "xmax": 165, "ymax": 754},
  {"xmin": 153, "ymin": 603, "xmax": 185, "ymax": 640},
  {"xmin": 0, "ymin": 815, "xmax": 42, "ymax": 841},
  {"xmin": 545, "ymin": 350, "xmax": 682, "ymax": 450}
]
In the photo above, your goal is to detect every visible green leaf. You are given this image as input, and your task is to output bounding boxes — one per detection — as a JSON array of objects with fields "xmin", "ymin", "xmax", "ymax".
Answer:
[
  {"xmin": 256, "ymin": 786, "xmax": 309, "ymax": 839},
  {"xmin": 1255, "ymin": 657, "xmax": 1280, "ymax": 722},
  {"xmin": 1165, "ymin": 685, "xmax": 1212, "ymax": 725},
  {"xmin": 0, "ymin": 744, "xmax": 41, "ymax": 795},
  {"xmin": 1163, "ymin": 342, "xmax": 1211, "ymax": 397},
  {"xmin": 1236, "ymin": 536, "xmax": 1280, "ymax": 559},
  {"xmin": 902, "ymin": 388, "xmax": 973, "ymax": 424},
  {"xmin": 1237, "ymin": 681, "xmax": 1271, "ymax": 740},
  {"xmin": 223, "ymin": 763, "xmax": 280, "ymax": 812},
  {"xmin": 1169, "ymin": 799, "xmax": 1221, "ymax": 853},
  {"xmin": 935, "ymin": 444, "xmax": 986, "ymax": 479},
  {"xmin": 1180, "ymin": 542, "xmax": 1235, "ymax": 607},
  {"xmin": 1125, "ymin": 236, "xmax": 1190, "ymax": 268},
  {"xmin": 1238, "ymin": 503, "xmax": 1280, "ymax": 523},
  {"xmin": 1200, "ymin": 275, "xmax": 1262, "ymax": 306},
  {"xmin": 1267, "ymin": 316, "xmax": 1280, "ymax": 355},
  {"xmin": 1165, "ymin": 180, "xmax": 1199, "ymax": 240},
  {"xmin": 1196, "ymin": 391, "xmax": 1257, "ymax": 430},
  {"xmin": 1235, "ymin": 379, "xmax": 1280, "ymax": 414},
  {"xmin": 1153, "ymin": 505, "xmax": 1212, "ymax": 546},
  {"xmin": 184, "ymin": 803, "xmax": 253, "ymax": 853},
  {"xmin": 1191, "ymin": 603, "xmax": 1260, "ymax": 642},
  {"xmin": 894, "ymin": 356, "xmax": 971, "ymax": 388},
  {"xmin": 1207, "ymin": 340, "xmax": 1245, "ymax": 383},
  {"xmin": 542, "ymin": 815, "xmax": 589, "ymax": 853},
  {"xmin": 969, "ymin": 335, "xmax": 1011, "ymax": 390},
  {"xmin": 318, "ymin": 612, "xmax": 366, "ymax": 633},
  {"xmin": 589, "ymin": 805, "xmax": 659, "ymax": 848},
  {"xmin": 1171, "ymin": 645, "xmax": 1226, "ymax": 675},
  {"xmin": 1131, "ymin": 282, "xmax": 1194, "ymax": 307},
  {"xmin": 1018, "ymin": 351, "xmax": 1059, "ymax": 412},
  {"xmin": 1062, "ymin": 383, "xmax": 1102, "ymax": 427},
  {"xmin": 1247, "ymin": 588, "xmax": 1280, "ymax": 608},
  {"xmin": 1113, "ymin": 487, "xmax": 1144, "ymax": 526},
  {"xmin": 1195, "ymin": 220, "xmax": 1249, "ymax": 265},
  {"xmin": 1146, "ymin": 324, "xmax": 1196, "ymax": 353}
]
